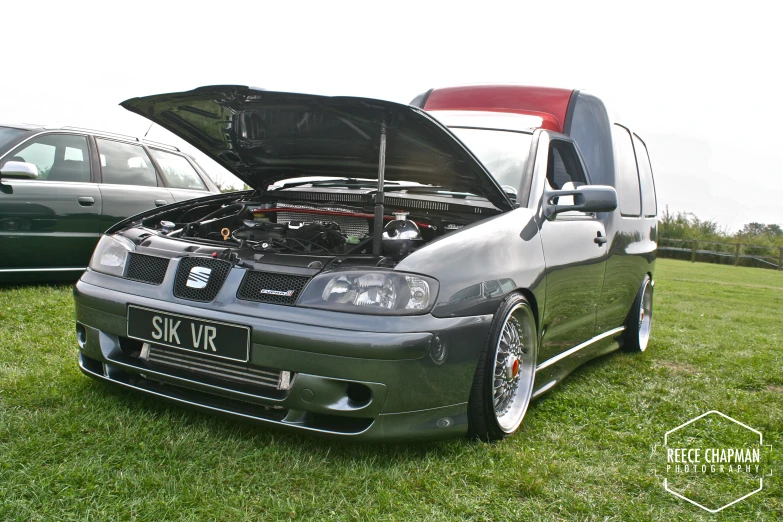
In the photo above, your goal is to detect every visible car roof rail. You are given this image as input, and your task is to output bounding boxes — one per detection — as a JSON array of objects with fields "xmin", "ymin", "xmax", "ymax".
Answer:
[
  {"xmin": 56, "ymin": 126, "xmax": 180, "ymax": 152},
  {"xmin": 3, "ymin": 122, "xmax": 45, "ymax": 129},
  {"xmin": 140, "ymin": 139, "xmax": 180, "ymax": 152},
  {"xmin": 59, "ymin": 126, "xmax": 137, "ymax": 141}
]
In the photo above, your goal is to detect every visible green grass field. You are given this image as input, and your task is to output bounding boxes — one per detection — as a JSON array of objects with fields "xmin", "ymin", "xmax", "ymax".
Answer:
[{"xmin": 1, "ymin": 259, "xmax": 780, "ymax": 521}]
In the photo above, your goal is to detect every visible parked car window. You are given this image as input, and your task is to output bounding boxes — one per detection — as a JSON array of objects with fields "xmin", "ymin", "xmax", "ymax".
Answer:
[
  {"xmin": 149, "ymin": 149, "xmax": 207, "ymax": 190},
  {"xmin": 612, "ymin": 125, "xmax": 641, "ymax": 216},
  {"xmin": 448, "ymin": 127, "xmax": 533, "ymax": 193},
  {"xmin": 633, "ymin": 135, "xmax": 657, "ymax": 217},
  {"xmin": 97, "ymin": 139, "xmax": 158, "ymax": 187},
  {"xmin": 3, "ymin": 133, "xmax": 90, "ymax": 182}
]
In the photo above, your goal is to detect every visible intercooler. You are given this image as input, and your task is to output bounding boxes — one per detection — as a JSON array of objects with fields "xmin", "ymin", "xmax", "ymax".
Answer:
[{"xmin": 140, "ymin": 343, "xmax": 293, "ymax": 391}]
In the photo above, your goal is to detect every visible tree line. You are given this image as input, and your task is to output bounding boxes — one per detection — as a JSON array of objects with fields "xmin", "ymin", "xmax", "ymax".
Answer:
[{"xmin": 658, "ymin": 207, "xmax": 783, "ymax": 248}]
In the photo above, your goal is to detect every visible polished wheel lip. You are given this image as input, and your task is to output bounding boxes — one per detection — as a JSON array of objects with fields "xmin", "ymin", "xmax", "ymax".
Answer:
[
  {"xmin": 492, "ymin": 302, "xmax": 536, "ymax": 434},
  {"xmin": 638, "ymin": 279, "xmax": 653, "ymax": 351}
]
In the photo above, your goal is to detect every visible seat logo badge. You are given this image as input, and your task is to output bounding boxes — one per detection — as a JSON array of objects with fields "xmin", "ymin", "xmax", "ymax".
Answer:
[
  {"xmin": 260, "ymin": 289, "xmax": 295, "ymax": 297},
  {"xmin": 186, "ymin": 266, "xmax": 211, "ymax": 289}
]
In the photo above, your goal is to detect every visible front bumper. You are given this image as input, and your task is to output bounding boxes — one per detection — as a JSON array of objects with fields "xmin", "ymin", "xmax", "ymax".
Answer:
[{"xmin": 74, "ymin": 274, "xmax": 493, "ymax": 441}]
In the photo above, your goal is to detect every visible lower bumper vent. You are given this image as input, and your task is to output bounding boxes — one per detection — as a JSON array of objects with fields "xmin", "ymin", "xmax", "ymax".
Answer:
[{"xmin": 142, "ymin": 344, "xmax": 292, "ymax": 391}]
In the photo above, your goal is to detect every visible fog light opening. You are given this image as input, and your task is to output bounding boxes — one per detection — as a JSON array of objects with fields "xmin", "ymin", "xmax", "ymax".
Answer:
[
  {"xmin": 430, "ymin": 335, "xmax": 447, "ymax": 365},
  {"xmin": 75, "ymin": 323, "xmax": 87, "ymax": 349},
  {"xmin": 345, "ymin": 383, "xmax": 372, "ymax": 407},
  {"xmin": 118, "ymin": 336, "xmax": 143, "ymax": 357}
]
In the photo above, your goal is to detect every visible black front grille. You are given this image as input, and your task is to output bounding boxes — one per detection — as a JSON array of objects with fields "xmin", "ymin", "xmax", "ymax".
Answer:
[
  {"xmin": 237, "ymin": 271, "xmax": 310, "ymax": 305},
  {"xmin": 173, "ymin": 257, "xmax": 231, "ymax": 302},
  {"xmin": 125, "ymin": 253, "xmax": 170, "ymax": 285}
]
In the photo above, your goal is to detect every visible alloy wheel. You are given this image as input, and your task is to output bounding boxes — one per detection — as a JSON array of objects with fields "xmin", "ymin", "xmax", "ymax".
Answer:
[{"xmin": 492, "ymin": 303, "xmax": 536, "ymax": 433}]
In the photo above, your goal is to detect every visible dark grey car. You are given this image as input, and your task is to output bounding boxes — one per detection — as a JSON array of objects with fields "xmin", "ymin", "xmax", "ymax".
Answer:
[
  {"xmin": 73, "ymin": 85, "xmax": 657, "ymax": 441},
  {"xmin": 0, "ymin": 125, "xmax": 220, "ymax": 282}
]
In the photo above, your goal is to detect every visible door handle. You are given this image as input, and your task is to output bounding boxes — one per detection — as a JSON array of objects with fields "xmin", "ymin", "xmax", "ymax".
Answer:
[
  {"xmin": 77, "ymin": 196, "xmax": 95, "ymax": 206},
  {"xmin": 154, "ymin": 199, "xmax": 168, "ymax": 207},
  {"xmin": 594, "ymin": 231, "xmax": 608, "ymax": 245}
]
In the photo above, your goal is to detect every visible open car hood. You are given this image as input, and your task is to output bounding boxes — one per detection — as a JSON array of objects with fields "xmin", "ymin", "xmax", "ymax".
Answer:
[{"xmin": 121, "ymin": 86, "xmax": 513, "ymax": 211}]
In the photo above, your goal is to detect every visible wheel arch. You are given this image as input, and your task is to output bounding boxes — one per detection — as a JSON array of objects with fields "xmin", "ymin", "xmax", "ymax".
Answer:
[
  {"xmin": 467, "ymin": 290, "xmax": 539, "ymax": 441},
  {"xmin": 514, "ymin": 287, "xmax": 540, "ymax": 332}
]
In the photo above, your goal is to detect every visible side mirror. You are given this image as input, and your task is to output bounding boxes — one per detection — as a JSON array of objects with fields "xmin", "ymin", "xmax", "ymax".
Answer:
[
  {"xmin": 0, "ymin": 161, "xmax": 39, "ymax": 180},
  {"xmin": 543, "ymin": 184, "xmax": 617, "ymax": 219}
]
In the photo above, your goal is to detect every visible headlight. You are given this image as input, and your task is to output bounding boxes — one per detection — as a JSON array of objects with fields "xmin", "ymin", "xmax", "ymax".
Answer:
[
  {"xmin": 298, "ymin": 271, "xmax": 438, "ymax": 315},
  {"xmin": 88, "ymin": 235, "xmax": 134, "ymax": 277}
]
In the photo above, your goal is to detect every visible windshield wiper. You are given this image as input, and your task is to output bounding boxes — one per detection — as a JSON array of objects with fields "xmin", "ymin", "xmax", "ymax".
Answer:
[
  {"xmin": 272, "ymin": 178, "xmax": 475, "ymax": 197},
  {"xmin": 274, "ymin": 178, "xmax": 406, "ymax": 190},
  {"xmin": 385, "ymin": 186, "xmax": 478, "ymax": 198}
]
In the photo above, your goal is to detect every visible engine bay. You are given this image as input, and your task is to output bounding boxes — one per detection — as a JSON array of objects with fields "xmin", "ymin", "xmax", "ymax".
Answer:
[
  {"xmin": 173, "ymin": 204, "xmax": 367, "ymax": 256},
  {"xmin": 128, "ymin": 192, "xmax": 493, "ymax": 268}
]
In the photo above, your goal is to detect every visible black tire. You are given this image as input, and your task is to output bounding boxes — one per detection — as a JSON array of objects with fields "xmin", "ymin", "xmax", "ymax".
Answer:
[
  {"xmin": 468, "ymin": 293, "xmax": 537, "ymax": 442},
  {"xmin": 622, "ymin": 274, "xmax": 653, "ymax": 353}
]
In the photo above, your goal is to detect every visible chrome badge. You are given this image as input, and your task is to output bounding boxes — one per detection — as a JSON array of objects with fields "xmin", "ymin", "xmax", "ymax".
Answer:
[
  {"xmin": 260, "ymin": 289, "xmax": 295, "ymax": 297},
  {"xmin": 186, "ymin": 266, "xmax": 212, "ymax": 289}
]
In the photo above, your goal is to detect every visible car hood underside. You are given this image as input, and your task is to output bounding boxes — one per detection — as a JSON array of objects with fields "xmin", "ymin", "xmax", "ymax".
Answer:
[{"xmin": 121, "ymin": 85, "xmax": 512, "ymax": 211}]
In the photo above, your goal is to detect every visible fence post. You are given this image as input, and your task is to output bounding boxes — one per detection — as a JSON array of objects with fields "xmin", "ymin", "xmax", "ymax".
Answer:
[
  {"xmin": 734, "ymin": 243, "xmax": 741, "ymax": 267},
  {"xmin": 691, "ymin": 240, "xmax": 697, "ymax": 263},
  {"xmin": 779, "ymin": 247, "xmax": 782, "ymax": 271}
]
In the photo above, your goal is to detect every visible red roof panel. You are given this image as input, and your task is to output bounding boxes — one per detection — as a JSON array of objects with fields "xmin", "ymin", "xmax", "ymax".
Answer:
[{"xmin": 422, "ymin": 85, "xmax": 574, "ymax": 133}]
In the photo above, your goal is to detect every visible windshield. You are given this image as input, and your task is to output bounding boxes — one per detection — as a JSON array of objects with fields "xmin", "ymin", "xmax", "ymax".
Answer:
[
  {"xmin": 271, "ymin": 127, "xmax": 533, "ymax": 199},
  {"xmin": 449, "ymin": 127, "xmax": 533, "ymax": 193},
  {"xmin": 0, "ymin": 126, "xmax": 28, "ymax": 151}
]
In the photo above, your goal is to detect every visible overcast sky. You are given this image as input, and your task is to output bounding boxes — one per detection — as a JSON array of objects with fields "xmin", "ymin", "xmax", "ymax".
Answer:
[{"xmin": 3, "ymin": 1, "xmax": 779, "ymax": 232}]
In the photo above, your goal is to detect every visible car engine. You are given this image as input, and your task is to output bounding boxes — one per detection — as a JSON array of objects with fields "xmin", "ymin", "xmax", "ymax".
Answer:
[
  {"xmin": 140, "ymin": 198, "xmax": 455, "ymax": 262},
  {"xmin": 122, "ymin": 189, "xmax": 497, "ymax": 272}
]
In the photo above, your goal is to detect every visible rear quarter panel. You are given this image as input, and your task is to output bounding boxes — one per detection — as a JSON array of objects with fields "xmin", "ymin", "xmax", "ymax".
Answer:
[{"xmin": 595, "ymin": 212, "xmax": 657, "ymax": 333}]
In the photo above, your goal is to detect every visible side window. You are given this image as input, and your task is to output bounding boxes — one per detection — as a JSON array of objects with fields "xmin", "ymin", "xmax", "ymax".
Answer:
[
  {"xmin": 96, "ymin": 138, "xmax": 158, "ymax": 187},
  {"xmin": 633, "ymin": 135, "xmax": 657, "ymax": 217},
  {"xmin": 546, "ymin": 140, "xmax": 588, "ymax": 213},
  {"xmin": 3, "ymin": 134, "xmax": 90, "ymax": 182},
  {"xmin": 612, "ymin": 125, "xmax": 641, "ymax": 216},
  {"xmin": 149, "ymin": 149, "xmax": 207, "ymax": 190},
  {"xmin": 547, "ymin": 141, "xmax": 587, "ymax": 189},
  {"xmin": 567, "ymin": 92, "xmax": 614, "ymax": 186}
]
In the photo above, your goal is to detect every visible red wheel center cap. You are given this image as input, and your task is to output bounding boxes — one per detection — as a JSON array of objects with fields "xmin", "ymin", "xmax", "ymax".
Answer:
[{"xmin": 505, "ymin": 355, "xmax": 521, "ymax": 380}]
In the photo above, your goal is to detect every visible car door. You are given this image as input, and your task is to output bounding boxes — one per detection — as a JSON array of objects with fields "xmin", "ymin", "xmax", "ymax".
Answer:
[
  {"xmin": 537, "ymin": 139, "xmax": 608, "ymax": 363},
  {"xmin": 94, "ymin": 137, "xmax": 175, "ymax": 231},
  {"xmin": 146, "ymin": 147, "xmax": 214, "ymax": 202},
  {"xmin": 0, "ymin": 132, "xmax": 101, "ymax": 272}
]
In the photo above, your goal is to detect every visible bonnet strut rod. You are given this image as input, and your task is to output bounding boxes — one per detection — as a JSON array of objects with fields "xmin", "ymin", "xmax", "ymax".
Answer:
[{"xmin": 372, "ymin": 121, "xmax": 387, "ymax": 256}]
